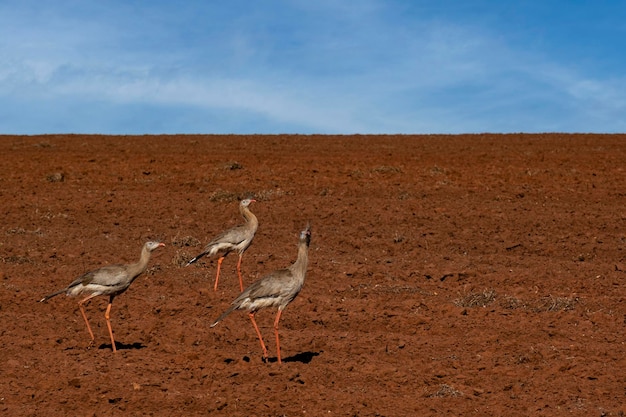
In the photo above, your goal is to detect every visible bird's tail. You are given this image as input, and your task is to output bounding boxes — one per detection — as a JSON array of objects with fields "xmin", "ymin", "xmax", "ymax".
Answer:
[
  {"xmin": 210, "ymin": 305, "xmax": 237, "ymax": 328},
  {"xmin": 38, "ymin": 288, "xmax": 67, "ymax": 303},
  {"xmin": 185, "ymin": 252, "xmax": 207, "ymax": 266}
]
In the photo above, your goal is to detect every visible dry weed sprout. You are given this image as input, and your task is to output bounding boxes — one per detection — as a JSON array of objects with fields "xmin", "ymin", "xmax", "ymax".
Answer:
[
  {"xmin": 172, "ymin": 251, "xmax": 191, "ymax": 268},
  {"xmin": 532, "ymin": 295, "xmax": 579, "ymax": 312},
  {"xmin": 208, "ymin": 190, "xmax": 240, "ymax": 203},
  {"xmin": 1, "ymin": 255, "xmax": 34, "ymax": 264},
  {"xmin": 46, "ymin": 172, "xmax": 65, "ymax": 182},
  {"xmin": 224, "ymin": 161, "xmax": 243, "ymax": 170},
  {"xmin": 371, "ymin": 165, "xmax": 402, "ymax": 174},
  {"xmin": 428, "ymin": 384, "xmax": 463, "ymax": 398},
  {"xmin": 455, "ymin": 289, "xmax": 579, "ymax": 312},
  {"xmin": 393, "ymin": 233, "xmax": 405, "ymax": 243},
  {"xmin": 206, "ymin": 188, "xmax": 289, "ymax": 203},
  {"xmin": 454, "ymin": 289, "xmax": 497, "ymax": 308},
  {"xmin": 254, "ymin": 188, "xmax": 291, "ymax": 201},
  {"xmin": 171, "ymin": 235, "xmax": 201, "ymax": 248}
]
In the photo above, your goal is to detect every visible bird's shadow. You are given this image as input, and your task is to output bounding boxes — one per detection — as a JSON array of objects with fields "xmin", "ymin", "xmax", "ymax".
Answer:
[
  {"xmin": 278, "ymin": 350, "xmax": 322, "ymax": 364},
  {"xmin": 223, "ymin": 351, "xmax": 324, "ymax": 365},
  {"xmin": 99, "ymin": 341, "xmax": 147, "ymax": 351}
]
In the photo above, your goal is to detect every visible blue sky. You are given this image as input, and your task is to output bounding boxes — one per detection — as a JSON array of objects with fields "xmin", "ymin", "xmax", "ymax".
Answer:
[{"xmin": 1, "ymin": 0, "xmax": 625, "ymax": 134}]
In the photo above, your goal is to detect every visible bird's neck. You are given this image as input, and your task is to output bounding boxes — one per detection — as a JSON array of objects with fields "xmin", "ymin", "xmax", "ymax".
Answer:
[
  {"xmin": 241, "ymin": 206, "xmax": 258, "ymax": 229},
  {"xmin": 291, "ymin": 242, "xmax": 309, "ymax": 280},
  {"xmin": 127, "ymin": 246, "xmax": 152, "ymax": 278}
]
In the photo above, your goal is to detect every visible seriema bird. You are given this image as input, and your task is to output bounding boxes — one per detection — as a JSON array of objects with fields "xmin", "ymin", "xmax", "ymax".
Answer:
[
  {"xmin": 39, "ymin": 241, "xmax": 165, "ymax": 352},
  {"xmin": 211, "ymin": 224, "xmax": 311, "ymax": 364},
  {"xmin": 186, "ymin": 198, "xmax": 258, "ymax": 292}
]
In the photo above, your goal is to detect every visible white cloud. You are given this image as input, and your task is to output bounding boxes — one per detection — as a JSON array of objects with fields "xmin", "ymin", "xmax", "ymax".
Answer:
[{"xmin": 2, "ymin": 0, "xmax": 626, "ymax": 133}]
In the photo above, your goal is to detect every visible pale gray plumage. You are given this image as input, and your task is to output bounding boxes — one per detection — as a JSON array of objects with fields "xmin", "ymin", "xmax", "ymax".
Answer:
[
  {"xmin": 186, "ymin": 198, "xmax": 258, "ymax": 291},
  {"xmin": 211, "ymin": 225, "xmax": 311, "ymax": 364},
  {"xmin": 39, "ymin": 241, "xmax": 165, "ymax": 352}
]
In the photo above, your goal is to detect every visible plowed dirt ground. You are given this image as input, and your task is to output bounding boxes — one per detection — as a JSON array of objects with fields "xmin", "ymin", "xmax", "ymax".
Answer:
[{"xmin": 1, "ymin": 134, "xmax": 625, "ymax": 416}]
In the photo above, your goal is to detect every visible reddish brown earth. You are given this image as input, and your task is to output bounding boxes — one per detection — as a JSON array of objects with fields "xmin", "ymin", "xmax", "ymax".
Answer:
[{"xmin": 1, "ymin": 134, "xmax": 625, "ymax": 416}]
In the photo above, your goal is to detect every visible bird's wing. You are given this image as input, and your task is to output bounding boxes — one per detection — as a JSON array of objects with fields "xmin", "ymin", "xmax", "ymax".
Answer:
[
  {"xmin": 191, "ymin": 223, "xmax": 257, "ymax": 264},
  {"xmin": 209, "ymin": 224, "xmax": 251, "ymax": 247},
  {"xmin": 240, "ymin": 269, "xmax": 296, "ymax": 301},
  {"xmin": 80, "ymin": 264, "xmax": 128, "ymax": 287}
]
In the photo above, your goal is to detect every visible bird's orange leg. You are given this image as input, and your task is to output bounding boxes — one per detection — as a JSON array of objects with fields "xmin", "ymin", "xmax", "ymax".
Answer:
[
  {"xmin": 213, "ymin": 257, "xmax": 225, "ymax": 291},
  {"xmin": 248, "ymin": 312, "xmax": 268, "ymax": 360},
  {"xmin": 236, "ymin": 254, "xmax": 244, "ymax": 291},
  {"xmin": 274, "ymin": 310, "xmax": 283, "ymax": 364},
  {"xmin": 104, "ymin": 301, "xmax": 116, "ymax": 353},
  {"xmin": 77, "ymin": 294, "xmax": 97, "ymax": 348}
]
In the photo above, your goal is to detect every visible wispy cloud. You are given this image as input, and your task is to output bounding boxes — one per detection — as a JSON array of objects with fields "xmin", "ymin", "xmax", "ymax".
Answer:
[{"xmin": 1, "ymin": 0, "xmax": 625, "ymax": 133}]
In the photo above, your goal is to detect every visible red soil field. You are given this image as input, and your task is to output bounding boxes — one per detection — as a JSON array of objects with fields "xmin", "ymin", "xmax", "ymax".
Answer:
[{"xmin": 1, "ymin": 134, "xmax": 625, "ymax": 416}]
